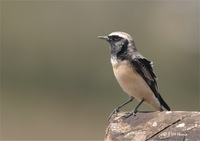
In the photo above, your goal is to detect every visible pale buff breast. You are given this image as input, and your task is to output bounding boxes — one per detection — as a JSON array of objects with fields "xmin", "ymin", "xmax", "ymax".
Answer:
[{"xmin": 111, "ymin": 59, "xmax": 161, "ymax": 110}]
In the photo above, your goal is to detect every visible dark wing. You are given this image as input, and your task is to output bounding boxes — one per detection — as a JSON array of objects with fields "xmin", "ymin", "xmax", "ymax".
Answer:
[{"xmin": 131, "ymin": 56, "xmax": 170, "ymax": 111}]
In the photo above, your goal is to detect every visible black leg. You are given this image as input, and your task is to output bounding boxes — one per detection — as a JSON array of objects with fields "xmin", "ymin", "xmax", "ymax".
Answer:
[
  {"xmin": 108, "ymin": 96, "xmax": 134, "ymax": 120},
  {"xmin": 123, "ymin": 98, "xmax": 145, "ymax": 119}
]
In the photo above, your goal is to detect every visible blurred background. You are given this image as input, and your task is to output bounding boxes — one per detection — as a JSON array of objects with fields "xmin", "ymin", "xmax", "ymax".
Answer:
[{"xmin": 1, "ymin": 1, "xmax": 199, "ymax": 140}]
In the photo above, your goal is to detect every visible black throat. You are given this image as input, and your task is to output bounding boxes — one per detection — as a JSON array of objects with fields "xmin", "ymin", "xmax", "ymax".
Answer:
[{"xmin": 116, "ymin": 40, "xmax": 129, "ymax": 61}]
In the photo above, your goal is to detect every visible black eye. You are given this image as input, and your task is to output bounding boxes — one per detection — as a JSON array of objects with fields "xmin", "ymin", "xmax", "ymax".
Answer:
[{"xmin": 112, "ymin": 36, "xmax": 121, "ymax": 41}]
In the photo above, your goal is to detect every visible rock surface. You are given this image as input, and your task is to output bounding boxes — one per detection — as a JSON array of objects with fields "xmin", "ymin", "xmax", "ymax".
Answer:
[{"xmin": 105, "ymin": 111, "xmax": 200, "ymax": 141}]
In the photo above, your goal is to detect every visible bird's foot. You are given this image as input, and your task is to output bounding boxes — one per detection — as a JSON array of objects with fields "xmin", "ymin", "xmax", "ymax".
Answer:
[
  {"xmin": 108, "ymin": 108, "xmax": 119, "ymax": 120},
  {"xmin": 122, "ymin": 109, "xmax": 138, "ymax": 119}
]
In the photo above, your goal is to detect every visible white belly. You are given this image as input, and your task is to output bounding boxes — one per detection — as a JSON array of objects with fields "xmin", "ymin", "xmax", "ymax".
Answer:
[{"xmin": 111, "ymin": 59, "xmax": 160, "ymax": 110}]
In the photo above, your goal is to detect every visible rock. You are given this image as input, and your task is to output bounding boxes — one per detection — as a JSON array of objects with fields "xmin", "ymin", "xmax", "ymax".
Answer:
[{"xmin": 105, "ymin": 111, "xmax": 200, "ymax": 141}]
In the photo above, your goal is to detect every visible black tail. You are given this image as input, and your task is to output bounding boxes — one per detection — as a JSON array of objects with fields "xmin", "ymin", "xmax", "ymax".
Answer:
[{"xmin": 159, "ymin": 94, "xmax": 171, "ymax": 111}]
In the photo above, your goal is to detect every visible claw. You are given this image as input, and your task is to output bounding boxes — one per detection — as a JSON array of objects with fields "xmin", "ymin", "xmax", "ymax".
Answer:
[
  {"xmin": 122, "ymin": 109, "xmax": 138, "ymax": 119},
  {"xmin": 107, "ymin": 97, "xmax": 134, "ymax": 120},
  {"xmin": 108, "ymin": 108, "xmax": 119, "ymax": 120},
  {"xmin": 122, "ymin": 98, "xmax": 144, "ymax": 119}
]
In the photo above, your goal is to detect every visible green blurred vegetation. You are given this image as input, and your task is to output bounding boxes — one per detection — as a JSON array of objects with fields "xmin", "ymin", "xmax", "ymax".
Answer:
[{"xmin": 1, "ymin": 1, "xmax": 199, "ymax": 140}]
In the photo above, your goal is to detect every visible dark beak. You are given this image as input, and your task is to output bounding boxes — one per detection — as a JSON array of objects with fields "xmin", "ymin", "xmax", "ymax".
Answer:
[{"xmin": 98, "ymin": 36, "xmax": 109, "ymax": 41}]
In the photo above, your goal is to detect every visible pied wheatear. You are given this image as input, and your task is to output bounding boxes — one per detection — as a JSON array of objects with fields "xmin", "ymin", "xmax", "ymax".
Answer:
[{"xmin": 98, "ymin": 31, "xmax": 170, "ymax": 119}]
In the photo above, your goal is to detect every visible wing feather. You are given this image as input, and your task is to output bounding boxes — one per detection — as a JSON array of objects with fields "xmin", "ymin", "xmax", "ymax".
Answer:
[{"xmin": 131, "ymin": 56, "xmax": 170, "ymax": 111}]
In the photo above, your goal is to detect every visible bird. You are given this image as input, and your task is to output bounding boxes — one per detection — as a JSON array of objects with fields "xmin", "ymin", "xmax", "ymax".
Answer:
[{"xmin": 98, "ymin": 31, "xmax": 170, "ymax": 119}]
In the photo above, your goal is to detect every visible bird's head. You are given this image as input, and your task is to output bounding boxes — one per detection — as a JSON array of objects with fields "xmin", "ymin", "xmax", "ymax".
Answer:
[{"xmin": 98, "ymin": 31, "xmax": 137, "ymax": 60}]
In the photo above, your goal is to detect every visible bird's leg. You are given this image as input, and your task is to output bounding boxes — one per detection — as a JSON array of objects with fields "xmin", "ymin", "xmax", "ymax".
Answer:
[
  {"xmin": 123, "ymin": 98, "xmax": 145, "ymax": 119},
  {"xmin": 108, "ymin": 96, "xmax": 134, "ymax": 120}
]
